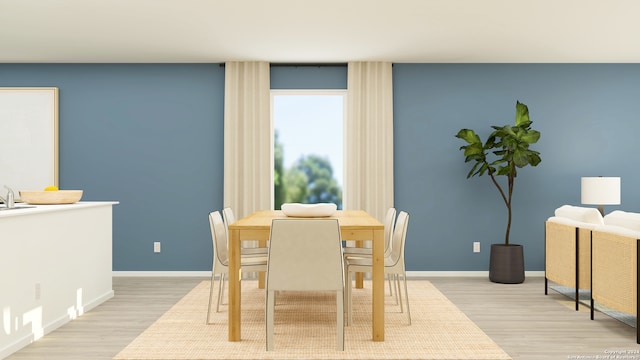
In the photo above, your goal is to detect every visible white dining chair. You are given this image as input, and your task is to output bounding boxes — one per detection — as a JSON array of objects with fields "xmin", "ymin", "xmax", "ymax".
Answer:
[
  {"xmin": 343, "ymin": 207, "xmax": 396, "ymax": 258},
  {"xmin": 345, "ymin": 210, "xmax": 411, "ymax": 325},
  {"xmin": 343, "ymin": 207, "xmax": 397, "ymax": 298},
  {"xmin": 206, "ymin": 211, "xmax": 267, "ymax": 324},
  {"xmin": 265, "ymin": 218, "xmax": 345, "ymax": 351},
  {"xmin": 222, "ymin": 207, "xmax": 269, "ymax": 257}
]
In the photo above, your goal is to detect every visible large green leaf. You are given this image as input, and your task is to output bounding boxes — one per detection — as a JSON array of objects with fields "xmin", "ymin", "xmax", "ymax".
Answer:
[
  {"xmin": 512, "ymin": 148, "xmax": 529, "ymax": 167},
  {"xmin": 462, "ymin": 142, "xmax": 484, "ymax": 157},
  {"xmin": 521, "ymin": 129, "xmax": 541, "ymax": 144},
  {"xmin": 515, "ymin": 101, "xmax": 531, "ymax": 127},
  {"xmin": 455, "ymin": 129, "xmax": 481, "ymax": 144},
  {"xmin": 528, "ymin": 152, "xmax": 542, "ymax": 166}
]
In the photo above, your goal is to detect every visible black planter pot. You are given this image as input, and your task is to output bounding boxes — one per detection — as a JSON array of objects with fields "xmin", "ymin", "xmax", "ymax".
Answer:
[{"xmin": 489, "ymin": 244, "xmax": 525, "ymax": 284}]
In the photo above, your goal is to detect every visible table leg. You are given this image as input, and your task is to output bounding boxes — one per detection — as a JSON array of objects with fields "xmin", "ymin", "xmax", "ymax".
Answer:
[
  {"xmin": 258, "ymin": 239, "xmax": 267, "ymax": 289},
  {"xmin": 372, "ymin": 228, "xmax": 384, "ymax": 341},
  {"xmin": 355, "ymin": 240, "xmax": 364, "ymax": 288},
  {"xmin": 228, "ymin": 229, "xmax": 241, "ymax": 341}
]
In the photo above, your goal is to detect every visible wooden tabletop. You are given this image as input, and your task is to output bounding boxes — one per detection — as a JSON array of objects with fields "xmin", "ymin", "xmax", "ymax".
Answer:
[{"xmin": 229, "ymin": 209, "xmax": 384, "ymax": 230}]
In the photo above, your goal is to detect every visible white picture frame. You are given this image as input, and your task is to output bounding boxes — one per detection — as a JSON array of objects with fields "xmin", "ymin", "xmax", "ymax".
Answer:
[{"xmin": 0, "ymin": 87, "xmax": 59, "ymax": 199}]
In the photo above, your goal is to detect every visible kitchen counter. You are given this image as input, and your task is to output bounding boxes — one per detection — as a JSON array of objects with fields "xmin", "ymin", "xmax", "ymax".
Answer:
[
  {"xmin": 0, "ymin": 201, "xmax": 118, "ymax": 217},
  {"xmin": 0, "ymin": 201, "xmax": 118, "ymax": 358}
]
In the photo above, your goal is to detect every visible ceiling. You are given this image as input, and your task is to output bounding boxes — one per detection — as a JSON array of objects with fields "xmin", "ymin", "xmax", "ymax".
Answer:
[{"xmin": 1, "ymin": 0, "xmax": 639, "ymax": 64}]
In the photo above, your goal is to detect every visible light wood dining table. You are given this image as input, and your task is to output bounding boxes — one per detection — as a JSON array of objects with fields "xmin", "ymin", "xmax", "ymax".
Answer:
[{"xmin": 226, "ymin": 209, "xmax": 385, "ymax": 342}]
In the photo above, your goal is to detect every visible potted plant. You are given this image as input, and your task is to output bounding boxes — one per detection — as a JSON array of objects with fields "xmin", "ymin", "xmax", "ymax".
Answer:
[{"xmin": 455, "ymin": 101, "xmax": 541, "ymax": 283}]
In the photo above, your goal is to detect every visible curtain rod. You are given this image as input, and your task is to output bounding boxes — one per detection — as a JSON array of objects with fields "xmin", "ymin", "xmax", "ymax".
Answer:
[{"xmin": 218, "ymin": 63, "xmax": 347, "ymax": 68}]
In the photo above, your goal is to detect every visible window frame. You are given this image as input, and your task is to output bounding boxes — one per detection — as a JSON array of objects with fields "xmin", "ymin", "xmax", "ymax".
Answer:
[{"xmin": 270, "ymin": 89, "xmax": 347, "ymax": 209}]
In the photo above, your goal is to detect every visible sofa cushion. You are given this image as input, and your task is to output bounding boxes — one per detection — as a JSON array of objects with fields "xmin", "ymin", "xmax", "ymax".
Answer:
[
  {"xmin": 603, "ymin": 210, "xmax": 640, "ymax": 232},
  {"xmin": 546, "ymin": 216, "xmax": 600, "ymax": 230},
  {"xmin": 554, "ymin": 205, "xmax": 604, "ymax": 225}
]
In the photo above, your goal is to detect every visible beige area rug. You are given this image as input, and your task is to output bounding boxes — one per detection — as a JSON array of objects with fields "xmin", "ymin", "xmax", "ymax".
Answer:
[{"xmin": 114, "ymin": 280, "xmax": 511, "ymax": 360}]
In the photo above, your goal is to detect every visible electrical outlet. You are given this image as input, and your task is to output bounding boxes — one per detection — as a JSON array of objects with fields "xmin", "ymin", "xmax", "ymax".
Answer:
[
  {"xmin": 154, "ymin": 242, "xmax": 161, "ymax": 253},
  {"xmin": 35, "ymin": 283, "xmax": 41, "ymax": 300},
  {"xmin": 473, "ymin": 242, "xmax": 480, "ymax": 253}
]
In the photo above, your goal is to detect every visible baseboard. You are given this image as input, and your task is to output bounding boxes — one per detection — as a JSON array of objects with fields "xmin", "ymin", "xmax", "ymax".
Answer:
[
  {"xmin": 113, "ymin": 271, "xmax": 545, "ymax": 278},
  {"xmin": 409, "ymin": 271, "xmax": 544, "ymax": 278},
  {"xmin": 82, "ymin": 290, "xmax": 115, "ymax": 315},
  {"xmin": 113, "ymin": 271, "xmax": 212, "ymax": 277}
]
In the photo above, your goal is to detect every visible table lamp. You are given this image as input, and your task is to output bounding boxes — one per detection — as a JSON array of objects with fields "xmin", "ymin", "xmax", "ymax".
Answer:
[{"xmin": 581, "ymin": 176, "xmax": 621, "ymax": 216}]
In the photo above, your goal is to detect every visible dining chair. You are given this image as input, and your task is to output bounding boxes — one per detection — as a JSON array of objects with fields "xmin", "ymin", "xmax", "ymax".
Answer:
[
  {"xmin": 206, "ymin": 211, "xmax": 267, "ymax": 324},
  {"xmin": 222, "ymin": 207, "xmax": 269, "ymax": 257},
  {"xmin": 265, "ymin": 219, "xmax": 345, "ymax": 351},
  {"xmin": 343, "ymin": 207, "xmax": 396, "ymax": 258},
  {"xmin": 343, "ymin": 207, "xmax": 397, "ymax": 298},
  {"xmin": 345, "ymin": 210, "xmax": 411, "ymax": 325}
]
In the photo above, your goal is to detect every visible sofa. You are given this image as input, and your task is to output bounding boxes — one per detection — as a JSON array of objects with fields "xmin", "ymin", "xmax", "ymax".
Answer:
[
  {"xmin": 545, "ymin": 206, "xmax": 640, "ymax": 343},
  {"xmin": 545, "ymin": 205, "xmax": 602, "ymax": 309},
  {"xmin": 591, "ymin": 210, "xmax": 640, "ymax": 338}
]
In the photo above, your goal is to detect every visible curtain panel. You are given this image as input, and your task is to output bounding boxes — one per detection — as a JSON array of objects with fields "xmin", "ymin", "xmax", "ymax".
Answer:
[
  {"xmin": 345, "ymin": 62, "xmax": 394, "ymax": 223},
  {"xmin": 223, "ymin": 62, "xmax": 271, "ymax": 218}
]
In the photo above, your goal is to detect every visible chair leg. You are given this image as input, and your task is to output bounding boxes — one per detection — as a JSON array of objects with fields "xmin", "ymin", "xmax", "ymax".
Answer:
[
  {"xmin": 206, "ymin": 274, "xmax": 215, "ymax": 324},
  {"xmin": 336, "ymin": 290, "xmax": 344, "ymax": 351},
  {"xmin": 402, "ymin": 273, "xmax": 411, "ymax": 325},
  {"xmin": 346, "ymin": 270, "xmax": 353, "ymax": 326},
  {"xmin": 391, "ymin": 274, "xmax": 399, "ymax": 304},
  {"xmin": 395, "ymin": 274, "xmax": 404, "ymax": 313},
  {"xmin": 266, "ymin": 290, "xmax": 275, "ymax": 351},
  {"xmin": 220, "ymin": 273, "xmax": 226, "ymax": 305},
  {"xmin": 387, "ymin": 273, "xmax": 394, "ymax": 297},
  {"xmin": 216, "ymin": 273, "xmax": 225, "ymax": 312},
  {"xmin": 343, "ymin": 267, "xmax": 348, "ymax": 322}
]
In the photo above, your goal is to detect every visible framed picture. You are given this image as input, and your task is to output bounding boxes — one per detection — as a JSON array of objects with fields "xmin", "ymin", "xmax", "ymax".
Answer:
[{"xmin": 0, "ymin": 87, "xmax": 58, "ymax": 199}]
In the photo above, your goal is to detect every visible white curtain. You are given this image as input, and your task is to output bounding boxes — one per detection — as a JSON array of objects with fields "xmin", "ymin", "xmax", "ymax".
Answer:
[
  {"xmin": 223, "ymin": 62, "xmax": 271, "ymax": 218},
  {"xmin": 345, "ymin": 62, "xmax": 394, "ymax": 223}
]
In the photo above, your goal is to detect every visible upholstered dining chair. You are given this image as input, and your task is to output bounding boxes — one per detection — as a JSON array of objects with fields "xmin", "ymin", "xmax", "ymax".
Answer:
[
  {"xmin": 345, "ymin": 210, "xmax": 411, "ymax": 325},
  {"xmin": 206, "ymin": 211, "xmax": 267, "ymax": 324},
  {"xmin": 265, "ymin": 219, "xmax": 345, "ymax": 351}
]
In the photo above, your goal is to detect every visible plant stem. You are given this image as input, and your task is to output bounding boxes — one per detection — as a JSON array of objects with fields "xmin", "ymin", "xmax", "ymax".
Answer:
[
  {"xmin": 487, "ymin": 168, "xmax": 512, "ymax": 245},
  {"xmin": 505, "ymin": 166, "xmax": 515, "ymax": 246}
]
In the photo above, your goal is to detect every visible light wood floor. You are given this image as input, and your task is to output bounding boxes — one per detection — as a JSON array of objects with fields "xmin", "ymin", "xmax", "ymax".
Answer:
[{"xmin": 5, "ymin": 276, "xmax": 639, "ymax": 360}]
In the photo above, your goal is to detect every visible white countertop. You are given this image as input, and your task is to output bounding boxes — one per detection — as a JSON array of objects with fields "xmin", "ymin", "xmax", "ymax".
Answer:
[{"xmin": 0, "ymin": 201, "xmax": 119, "ymax": 218}]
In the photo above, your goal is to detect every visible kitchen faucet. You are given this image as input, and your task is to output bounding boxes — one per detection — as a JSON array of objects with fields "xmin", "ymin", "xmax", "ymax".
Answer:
[{"xmin": 0, "ymin": 185, "xmax": 15, "ymax": 208}]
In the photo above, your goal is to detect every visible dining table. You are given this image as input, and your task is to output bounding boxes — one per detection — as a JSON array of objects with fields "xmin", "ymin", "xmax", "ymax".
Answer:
[{"xmin": 226, "ymin": 209, "xmax": 385, "ymax": 342}]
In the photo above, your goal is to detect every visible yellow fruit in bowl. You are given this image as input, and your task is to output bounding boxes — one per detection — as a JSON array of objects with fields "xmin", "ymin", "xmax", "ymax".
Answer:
[{"xmin": 44, "ymin": 185, "xmax": 59, "ymax": 191}]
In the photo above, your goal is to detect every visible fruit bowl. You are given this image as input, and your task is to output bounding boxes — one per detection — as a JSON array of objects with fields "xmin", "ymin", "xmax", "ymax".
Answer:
[{"xmin": 19, "ymin": 190, "xmax": 83, "ymax": 205}]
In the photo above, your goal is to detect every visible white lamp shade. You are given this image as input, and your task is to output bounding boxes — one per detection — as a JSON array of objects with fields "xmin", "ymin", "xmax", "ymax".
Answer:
[{"xmin": 581, "ymin": 177, "xmax": 621, "ymax": 205}]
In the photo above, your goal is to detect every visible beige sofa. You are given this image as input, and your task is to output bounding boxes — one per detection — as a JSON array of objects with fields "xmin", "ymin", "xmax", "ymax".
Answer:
[
  {"xmin": 545, "ymin": 205, "xmax": 603, "ymax": 310},
  {"xmin": 591, "ymin": 210, "xmax": 640, "ymax": 343},
  {"xmin": 546, "ymin": 207, "xmax": 640, "ymax": 343}
]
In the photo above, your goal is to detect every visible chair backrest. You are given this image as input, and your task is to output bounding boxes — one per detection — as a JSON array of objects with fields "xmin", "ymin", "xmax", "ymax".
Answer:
[
  {"xmin": 383, "ymin": 207, "xmax": 397, "ymax": 253},
  {"xmin": 209, "ymin": 211, "xmax": 228, "ymax": 268},
  {"xmin": 267, "ymin": 219, "xmax": 344, "ymax": 292},
  {"xmin": 388, "ymin": 211, "xmax": 409, "ymax": 267},
  {"xmin": 222, "ymin": 207, "xmax": 235, "ymax": 230}
]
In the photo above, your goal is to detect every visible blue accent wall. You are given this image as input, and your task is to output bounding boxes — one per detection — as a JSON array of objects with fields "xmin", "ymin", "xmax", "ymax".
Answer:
[
  {"xmin": 393, "ymin": 64, "xmax": 640, "ymax": 271},
  {"xmin": 2, "ymin": 63, "xmax": 639, "ymax": 272},
  {"xmin": 0, "ymin": 64, "xmax": 224, "ymax": 271},
  {"xmin": 270, "ymin": 65, "xmax": 347, "ymax": 89}
]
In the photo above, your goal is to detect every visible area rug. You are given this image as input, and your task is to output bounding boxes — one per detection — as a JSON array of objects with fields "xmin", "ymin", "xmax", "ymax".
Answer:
[{"xmin": 114, "ymin": 280, "xmax": 510, "ymax": 360}]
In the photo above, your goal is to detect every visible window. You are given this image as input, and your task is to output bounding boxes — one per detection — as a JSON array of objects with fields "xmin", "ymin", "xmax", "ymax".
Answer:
[{"xmin": 271, "ymin": 90, "xmax": 345, "ymax": 210}]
